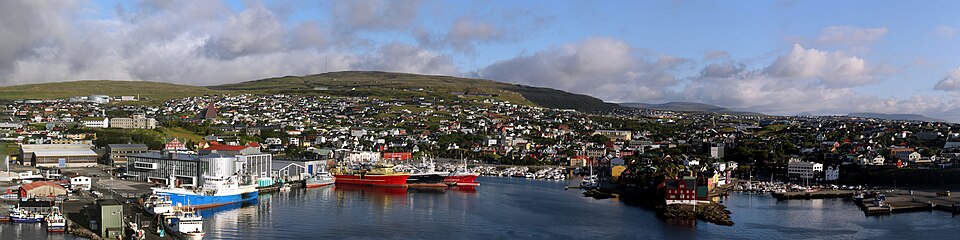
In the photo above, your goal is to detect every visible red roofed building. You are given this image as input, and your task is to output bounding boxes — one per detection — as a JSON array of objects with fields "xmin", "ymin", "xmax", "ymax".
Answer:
[{"xmin": 19, "ymin": 181, "xmax": 67, "ymax": 199}]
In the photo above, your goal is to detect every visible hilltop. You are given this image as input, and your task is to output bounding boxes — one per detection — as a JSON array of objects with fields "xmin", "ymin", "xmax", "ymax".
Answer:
[
  {"xmin": 0, "ymin": 80, "xmax": 218, "ymax": 105},
  {"xmin": 0, "ymin": 72, "xmax": 623, "ymax": 112}
]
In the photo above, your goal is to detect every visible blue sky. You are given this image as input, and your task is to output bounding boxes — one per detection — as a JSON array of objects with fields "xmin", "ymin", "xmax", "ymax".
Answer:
[{"xmin": 2, "ymin": 0, "xmax": 960, "ymax": 120}]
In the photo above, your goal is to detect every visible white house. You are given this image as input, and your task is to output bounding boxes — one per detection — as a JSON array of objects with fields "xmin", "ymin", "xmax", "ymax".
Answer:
[
  {"xmin": 70, "ymin": 176, "xmax": 92, "ymax": 190},
  {"xmin": 81, "ymin": 118, "xmax": 109, "ymax": 128},
  {"xmin": 788, "ymin": 161, "xmax": 823, "ymax": 181}
]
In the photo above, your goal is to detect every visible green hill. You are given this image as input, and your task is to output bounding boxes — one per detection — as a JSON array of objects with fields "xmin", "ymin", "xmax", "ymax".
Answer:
[
  {"xmin": 215, "ymin": 71, "xmax": 624, "ymax": 112},
  {"xmin": 0, "ymin": 80, "xmax": 218, "ymax": 104},
  {"xmin": 0, "ymin": 72, "xmax": 625, "ymax": 112}
]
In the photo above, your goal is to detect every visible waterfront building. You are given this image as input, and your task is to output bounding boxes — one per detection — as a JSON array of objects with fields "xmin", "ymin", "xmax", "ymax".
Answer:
[
  {"xmin": 126, "ymin": 152, "xmax": 205, "ymax": 186},
  {"xmin": 18, "ymin": 181, "xmax": 67, "ymax": 200},
  {"xmin": 106, "ymin": 144, "xmax": 149, "ymax": 167},
  {"xmin": 20, "ymin": 144, "xmax": 97, "ymax": 168},
  {"xmin": 787, "ymin": 161, "xmax": 823, "ymax": 181},
  {"xmin": 663, "ymin": 177, "xmax": 697, "ymax": 205},
  {"xmin": 91, "ymin": 199, "xmax": 123, "ymax": 239},
  {"xmin": 200, "ymin": 144, "xmax": 272, "ymax": 179}
]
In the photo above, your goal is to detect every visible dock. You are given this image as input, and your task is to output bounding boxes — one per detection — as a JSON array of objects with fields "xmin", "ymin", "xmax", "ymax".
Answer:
[
  {"xmin": 771, "ymin": 190, "xmax": 854, "ymax": 200},
  {"xmin": 857, "ymin": 190, "xmax": 960, "ymax": 215}
]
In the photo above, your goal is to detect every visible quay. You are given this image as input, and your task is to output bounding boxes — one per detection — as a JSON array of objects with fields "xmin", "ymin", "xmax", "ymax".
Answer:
[
  {"xmin": 771, "ymin": 190, "xmax": 854, "ymax": 200},
  {"xmin": 857, "ymin": 190, "xmax": 960, "ymax": 215}
]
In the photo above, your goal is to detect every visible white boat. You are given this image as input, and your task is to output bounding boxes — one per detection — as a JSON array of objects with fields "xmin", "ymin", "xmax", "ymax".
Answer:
[
  {"xmin": 580, "ymin": 175, "xmax": 599, "ymax": 189},
  {"xmin": 164, "ymin": 209, "xmax": 205, "ymax": 240},
  {"xmin": 143, "ymin": 194, "xmax": 174, "ymax": 216},
  {"xmin": 45, "ymin": 206, "xmax": 66, "ymax": 232},
  {"xmin": 305, "ymin": 171, "xmax": 336, "ymax": 188}
]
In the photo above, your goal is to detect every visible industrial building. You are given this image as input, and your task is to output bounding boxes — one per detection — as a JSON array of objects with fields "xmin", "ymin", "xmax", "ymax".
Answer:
[
  {"xmin": 20, "ymin": 144, "xmax": 98, "ymax": 168},
  {"xmin": 106, "ymin": 144, "xmax": 149, "ymax": 166}
]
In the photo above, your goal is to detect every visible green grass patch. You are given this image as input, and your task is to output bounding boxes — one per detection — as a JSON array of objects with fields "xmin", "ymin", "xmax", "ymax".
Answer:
[{"xmin": 160, "ymin": 127, "xmax": 204, "ymax": 143}]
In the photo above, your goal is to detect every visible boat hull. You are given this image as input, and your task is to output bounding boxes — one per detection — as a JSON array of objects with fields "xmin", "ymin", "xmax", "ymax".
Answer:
[
  {"xmin": 47, "ymin": 225, "xmax": 66, "ymax": 232},
  {"xmin": 155, "ymin": 189, "xmax": 259, "ymax": 209},
  {"xmin": 11, "ymin": 216, "xmax": 43, "ymax": 223},
  {"xmin": 305, "ymin": 178, "xmax": 336, "ymax": 188},
  {"xmin": 334, "ymin": 174, "xmax": 409, "ymax": 187},
  {"xmin": 407, "ymin": 173, "xmax": 448, "ymax": 187},
  {"xmin": 443, "ymin": 173, "xmax": 480, "ymax": 186}
]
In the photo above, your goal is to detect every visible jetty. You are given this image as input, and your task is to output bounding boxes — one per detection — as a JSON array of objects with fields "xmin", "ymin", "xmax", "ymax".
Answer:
[{"xmin": 856, "ymin": 190, "xmax": 960, "ymax": 215}]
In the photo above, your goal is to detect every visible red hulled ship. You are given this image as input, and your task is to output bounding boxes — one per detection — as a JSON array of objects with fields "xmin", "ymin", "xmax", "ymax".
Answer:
[
  {"xmin": 443, "ymin": 172, "xmax": 480, "ymax": 186},
  {"xmin": 334, "ymin": 164, "xmax": 410, "ymax": 187}
]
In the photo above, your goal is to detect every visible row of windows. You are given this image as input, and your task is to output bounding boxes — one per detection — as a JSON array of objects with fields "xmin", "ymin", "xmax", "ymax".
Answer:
[{"xmin": 35, "ymin": 156, "xmax": 97, "ymax": 164}]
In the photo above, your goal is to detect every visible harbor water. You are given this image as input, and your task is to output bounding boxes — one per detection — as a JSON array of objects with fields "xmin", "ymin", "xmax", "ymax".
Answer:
[{"xmin": 2, "ymin": 176, "xmax": 959, "ymax": 239}]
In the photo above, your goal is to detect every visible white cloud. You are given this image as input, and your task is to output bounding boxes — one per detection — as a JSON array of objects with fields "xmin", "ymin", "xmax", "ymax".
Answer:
[
  {"xmin": 815, "ymin": 26, "xmax": 888, "ymax": 45},
  {"xmin": 480, "ymin": 38, "xmax": 684, "ymax": 102},
  {"xmin": 936, "ymin": 25, "xmax": 958, "ymax": 38},
  {"xmin": 934, "ymin": 68, "xmax": 960, "ymax": 91},
  {"xmin": 765, "ymin": 44, "xmax": 875, "ymax": 87}
]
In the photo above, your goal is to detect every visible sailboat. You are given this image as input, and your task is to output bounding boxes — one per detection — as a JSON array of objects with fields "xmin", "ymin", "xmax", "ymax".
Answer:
[{"xmin": 580, "ymin": 160, "xmax": 599, "ymax": 189}]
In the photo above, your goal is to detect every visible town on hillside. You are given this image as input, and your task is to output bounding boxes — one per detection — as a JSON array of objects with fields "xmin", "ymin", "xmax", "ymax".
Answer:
[{"xmin": 1, "ymin": 93, "xmax": 960, "ymax": 237}]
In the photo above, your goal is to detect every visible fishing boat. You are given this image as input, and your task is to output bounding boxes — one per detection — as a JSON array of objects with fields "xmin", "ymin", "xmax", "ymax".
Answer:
[
  {"xmin": 334, "ymin": 164, "xmax": 409, "ymax": 187},
  {"xmin": 152, "ymin": 172, "xmax": 259, "ymax": 210},
  {"xmin": 305, "ymin": 171, "xmax": 336, "ymax": 188},
  {"xmin": 442, "ymin": 159, "xmax": 480, "ymax": 186},
  {"xmin": 143, "ymin": 194, "xmax": 175, "ymax": 216},
  {"xmin": 163, "ymin": 209, "xmax": 205, "ymax": 240},
  {"xmin": 10, "ymin": 208, "xmax": 44, "ymax": 223},
  {"xmin": 45, "ymin": 206, "xmax": 66, "ymax": 232},
  {"xmin": 407, "ymin": 172, "xmax": 449, "ymax": 187}
]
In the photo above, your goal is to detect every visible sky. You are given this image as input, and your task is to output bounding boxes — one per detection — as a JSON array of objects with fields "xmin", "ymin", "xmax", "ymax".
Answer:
[{"xmin": 2, "ymin": 0, "xmax": 960, "ymax": 121}]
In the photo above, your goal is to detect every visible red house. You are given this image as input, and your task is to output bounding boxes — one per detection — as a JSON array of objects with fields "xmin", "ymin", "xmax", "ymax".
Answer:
[{"xmin": 663, "ymin": 177, "xmax": 697, "ymax": 205}]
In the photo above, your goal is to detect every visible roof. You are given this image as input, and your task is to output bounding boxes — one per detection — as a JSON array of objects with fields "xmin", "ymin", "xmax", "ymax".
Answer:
[
  {"xmin": 107, "ymin": 144, "xmax": 148, "ymax": 150},
  {"xmin": 97, "ymin": 199, "xmax": 122, "ymax": 206},
  {"xmin": 20, "ymin": 181, "xmax": 66, "ymax": 191},
  {"xmin": 32, "ymin": 149, "xmax": 97, "ymax": 157},
  {"xmin": 246, "ymin": 142, "xmax": 261, "ymax": 148},
  {"xmin": 129, "ymin": 152, "xmax": 200, "ymax": 161},
  {"xmin": 204, "ymin": 145, "xmax": 249, "ymax": 151}
]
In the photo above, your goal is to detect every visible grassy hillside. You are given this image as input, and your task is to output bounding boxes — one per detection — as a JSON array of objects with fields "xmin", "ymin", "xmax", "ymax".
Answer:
[
  {"xmin": 0, "ymin": 80, "xmax": 219, "ymax": 105},
  {"xmin": 0, "ymin": 72, "xmax": 625, "ymax": 112},
  {"xmin": 215, "ymin": 71, "xmax": 624, "ymax": 112}
]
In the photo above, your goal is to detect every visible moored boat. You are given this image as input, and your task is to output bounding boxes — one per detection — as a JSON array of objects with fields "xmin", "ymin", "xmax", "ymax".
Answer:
[
  {"xmin": 163, "ymin": 209, "xmax": 205, "ymax": 240},
  {"xmin": 153, "ymin": 172, "xmax": 259, "ymax": 210},
  {"xmin": 10, "ymin": 207, "xmax": 44, "ymax": 223},
  {"xmin": 443, "ymin": 172, "xmax": 480, "ymax": 186},
  {"xmin": 305, "ymin": 171, "xmax": 336, "ymax": 188},
  {"xmin": 334, "ymin": 164, "xmax": 409, "ymax": 187},
  {"xmin": 45, "ymin": 206, "xmax": 66, "ymax": 232},
  {"xmin": 143, "ymin": 194, "xmax": 175, "ymax": 216},
  {"xmin": 407, "ymin": 172, "xmax": 449, "ymax": 187}
]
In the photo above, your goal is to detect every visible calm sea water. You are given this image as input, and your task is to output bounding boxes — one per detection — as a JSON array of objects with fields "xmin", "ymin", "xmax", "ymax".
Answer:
[{"xmin": 3, "ymin": 176, "xmax": 959, "ymax": 239}]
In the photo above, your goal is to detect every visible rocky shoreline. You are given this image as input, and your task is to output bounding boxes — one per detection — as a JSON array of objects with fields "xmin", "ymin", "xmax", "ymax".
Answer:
[{"xmin": 658, "ymin": 203, "xmax": 734, "ymax": 226}]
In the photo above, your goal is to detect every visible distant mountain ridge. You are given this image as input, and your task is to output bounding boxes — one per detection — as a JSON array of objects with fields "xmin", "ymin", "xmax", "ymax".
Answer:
[
  {"xmin": 847, "ymin": 112, "xmax": 944, "ymax": 122},
  {"xmin": 619, "ymin": 102, "xmax": 760, "ymax": 115}
]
